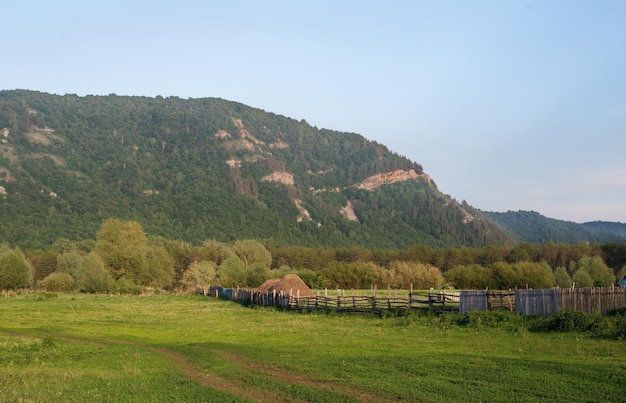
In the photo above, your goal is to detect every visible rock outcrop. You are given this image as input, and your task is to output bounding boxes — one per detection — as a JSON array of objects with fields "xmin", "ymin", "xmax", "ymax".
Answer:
[
  {"xmin": 262, "ymin": 171, "xmax": 294, "ymax": 185},
  {"xmin": 355, "ymin": 169, "xmax": 433, "ymax": 191}
]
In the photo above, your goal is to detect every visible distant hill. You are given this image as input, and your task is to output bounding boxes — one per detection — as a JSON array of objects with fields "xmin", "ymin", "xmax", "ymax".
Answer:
[
  {"xmin": 484, "ymin": 210, "xmax": 626, "ymax": 244},
  {"xmin": 581, "ymin": 221, "xmax": 626, "ymax": 236},
  {"xmin": 0, "ymin": 90, "xmax": 514, "ymax": 249}
]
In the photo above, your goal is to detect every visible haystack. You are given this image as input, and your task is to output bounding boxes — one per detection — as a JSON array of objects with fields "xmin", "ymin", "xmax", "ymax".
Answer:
[
  {"xmin": 254, "ymin": 278, "xmax": 281, "ymax": 294},
  {"xmin": 254, "ymin": 274, "xmax": 314, "ymax": 297}
]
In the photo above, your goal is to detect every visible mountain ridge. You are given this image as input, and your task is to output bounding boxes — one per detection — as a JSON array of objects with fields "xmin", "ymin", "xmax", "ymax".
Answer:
[
  {"xmin": 483, "ymin": 210, "xmax": 626, "ymax": 244},
  {"xmin": 0, "ymin": 90, "xmax": 513, "ymax": 249}
]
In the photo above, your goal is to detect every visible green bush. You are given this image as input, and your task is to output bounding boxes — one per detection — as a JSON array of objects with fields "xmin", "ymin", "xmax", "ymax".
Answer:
[
  {"xmin": 548, "ymin": 310, "xmax": 607, "ymax": 333},
  {"xmin": 114, "ymin": 278, "xmax": 142, "ymax": 294},
  {"xmin": 607, "ymin": 308, "xmax": 626, "ymax": 340},
  {"xmin": 39, "ymin": 272, "xmax": 75, "ymax": 292},
  {"xmin": 440, "ymin": 310, "xmax": 526, "ymax": 330}
]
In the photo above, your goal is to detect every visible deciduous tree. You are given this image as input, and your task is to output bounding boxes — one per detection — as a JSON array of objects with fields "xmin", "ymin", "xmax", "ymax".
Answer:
[
  {"xmin": 57, "ymin": 251, "xmax": 83, "ymax": 276},
  {"xmin": 384, "ymin": 261, "xmax": 444, "ymax": 289},
  {"xmin": 554, "ymin": 266, "xmax": 573, "ymax": 288},
  {"xmin": 513, "ymin": 261, "xmax": 554, "ymax": 289},
  {"xmin": 217, "ymin": 256, "xmax": 246, "ymax": 287},
  {"xmin": 95, "ymin": 219, "xmax": 149, "ymax": 283},
  {"xmin": 145, "ymin": 246, "xmax": 175, "ymax": 288},
  {"xmin": 180, "ymin": 260, "xmax": 217, "ymax": 292},
  {"xmin": 444, "ymin": 264, "xmax": 491, "ymax": 289},
  {"xmin": 75, "ymin": 252, "xmax": 114, "ymax": 293},
  {"xmin": 0, "ymin": 248, "xmax": 33, "ymax": 290},
  {"xmin": 570, "ymin": 256, "xmax": 614, "ymax": 287},
  {"xmin": 30, "ymin": 250, "xmax": 58, "ymax": 282},
  {"xmin": 572, "ymin": 268, "xmax": 593, "ymax": 288}
]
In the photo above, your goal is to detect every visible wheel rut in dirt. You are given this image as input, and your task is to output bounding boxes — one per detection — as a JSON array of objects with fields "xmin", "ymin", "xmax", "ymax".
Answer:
[{"xmin": 3, "ymin": 329, "xmax": 393, "ymax": 402}]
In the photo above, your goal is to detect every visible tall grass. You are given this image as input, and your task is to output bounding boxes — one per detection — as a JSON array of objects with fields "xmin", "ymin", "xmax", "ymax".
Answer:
[{"xmin": 1, "ymin": 293, "xmax": 625, "ymax": 402}]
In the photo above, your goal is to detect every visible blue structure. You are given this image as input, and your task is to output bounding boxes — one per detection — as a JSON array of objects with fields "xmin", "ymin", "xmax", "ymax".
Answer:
[{"xmin": 619, "ymin": 276, "xmax": 626, "ymax": 287}]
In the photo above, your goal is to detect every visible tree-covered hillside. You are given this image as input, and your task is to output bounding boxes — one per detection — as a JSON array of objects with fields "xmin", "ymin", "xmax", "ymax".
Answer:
[
  {"xmin": 0, "ymin": 90, "xmax": 513, "ymax": 249},
  {"xmin": 582, "ymin": 221, "xmax": 626, "ymax": 237},
  {"xmin": 484, "ymin": 210, "xmax": 626, "ymax": 244}
]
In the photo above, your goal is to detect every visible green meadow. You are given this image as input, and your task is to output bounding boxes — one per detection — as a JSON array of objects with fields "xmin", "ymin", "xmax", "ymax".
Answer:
[{"xmin": 1, "ymin": 293, "xmax": 625, "ymax": 402}]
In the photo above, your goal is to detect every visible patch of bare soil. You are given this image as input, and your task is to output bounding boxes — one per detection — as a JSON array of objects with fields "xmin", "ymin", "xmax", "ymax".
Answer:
[{"xmin": 341, "ymin": 200, "xmax": 360, "ymax": 223}]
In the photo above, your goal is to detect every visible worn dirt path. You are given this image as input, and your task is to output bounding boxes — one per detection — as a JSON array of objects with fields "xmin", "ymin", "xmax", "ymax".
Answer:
[{"xmin": 2, "ymin": 329, "xmax": 395, "ymax": 402}]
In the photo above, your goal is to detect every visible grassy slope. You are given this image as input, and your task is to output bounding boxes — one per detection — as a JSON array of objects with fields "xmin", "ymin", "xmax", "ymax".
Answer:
[{"xmin": 1, "ymin": 293, "xmax": 625, "ymax": 402}]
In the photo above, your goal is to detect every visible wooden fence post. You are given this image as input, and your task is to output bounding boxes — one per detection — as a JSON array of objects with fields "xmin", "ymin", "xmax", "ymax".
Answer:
[
  {"xmin": 296, "ymin": 288, "xmax": 300, "ymax": 310},
  {"xmin": 428, "ymin": 288, "xmax": 433, "ymax": 309},
  {"xmin": 337, "ymin": 288, "xmax": 341, "ymax": 311},
  {"xmin": 372, "ymin": 284, "xmax": 377, "ymax": 313}
]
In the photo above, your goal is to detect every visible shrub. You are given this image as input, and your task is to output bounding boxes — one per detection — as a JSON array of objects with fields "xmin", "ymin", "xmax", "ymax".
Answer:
[
  {"xmin": 548, "ymin": 310, "xmax": 606, "ymax": 332},
  {"xmin": 607, "ymin": 308, "xmax": 626, "ymax": 340},
  {"xmin": 114, "ymin": 278, "xmax": 142, "ymax": 294},
  {"xmin": 40, "ymin": 272, "xmax": 75, "ymax": 292},
  {"xmin": 440, "ymin": 310, "xmax": 527, "ymax": 330}
]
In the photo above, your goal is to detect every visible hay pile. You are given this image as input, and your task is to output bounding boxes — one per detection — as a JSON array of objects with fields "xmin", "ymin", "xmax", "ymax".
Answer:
[{"xmin": 254, "ymin": 274, "xmax": 314, "ymax": 297}]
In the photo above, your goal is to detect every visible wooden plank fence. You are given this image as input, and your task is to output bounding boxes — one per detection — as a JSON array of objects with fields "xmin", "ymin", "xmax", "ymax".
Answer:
[
  {"xmin": 516, "ymin": 287, "xmax": 626, "ymax": 316},
  {"xmin": 459, "ymin": 290, "xmax": 515, "ymax": 313},
  {"xmin": 205, "ymin": 285, "xmax": 626, "ymax": 317},
  {"xmin": 459, "ymin": 287, "xmax": 626, "ymax": 316},
  {"xmin": 206, "ymin": 285, "xmax": 460, "ymax": 313}
]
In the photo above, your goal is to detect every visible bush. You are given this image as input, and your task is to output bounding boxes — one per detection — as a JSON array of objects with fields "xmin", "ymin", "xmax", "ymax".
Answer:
[
  {"xmin": 39, "ymin": 272, "xmax": 75, "ymax": 292},
  {"xmin": 607, "ymin": 308, "xmax": 626, "ymax": 340},
  {"xmin": 548, "ymin": 310, "xmax": 607, "ymax": 333},
  {"xmin": 440, "ymin": 310, "xmax": 526, "ymax": 330},
  {"xmin": 114, "ymin": 278, "xmax": 142, "ymax": 294}
]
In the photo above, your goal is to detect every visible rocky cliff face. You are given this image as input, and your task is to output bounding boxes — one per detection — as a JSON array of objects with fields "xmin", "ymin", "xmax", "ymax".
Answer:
[{"xmin": 355, "ymin": 169, "xmax": 433, "ymax": 191}]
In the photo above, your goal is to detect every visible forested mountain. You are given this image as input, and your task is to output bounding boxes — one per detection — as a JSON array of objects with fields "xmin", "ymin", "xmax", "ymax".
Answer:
[
  {"xmin": 0, "ymin": 90, "xmax": 515, "ymax": 249},
  {"xmin": 484, "ymin": 210, "xmax": 626, "ymax": 244},
  {"xmin": 581, "ymin": 221, "xmax": 626, "ymax": 237}
]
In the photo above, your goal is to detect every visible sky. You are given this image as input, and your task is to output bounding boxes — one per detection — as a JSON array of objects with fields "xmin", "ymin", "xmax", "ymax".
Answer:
[{"xmin": 3, "ymin": 1, "xmax": 625, "ymax": 223}]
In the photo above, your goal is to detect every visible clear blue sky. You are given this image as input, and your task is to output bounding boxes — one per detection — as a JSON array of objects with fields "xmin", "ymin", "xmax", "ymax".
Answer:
[{"xmin": 3, "ymin": 1, "xmax": 625, "ymax": 223}]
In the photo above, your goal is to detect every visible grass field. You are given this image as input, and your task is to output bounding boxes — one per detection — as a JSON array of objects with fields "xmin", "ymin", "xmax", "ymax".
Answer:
[{"xmin": 1, "ymin": 292, "xmax": 625, "ymax": 402}]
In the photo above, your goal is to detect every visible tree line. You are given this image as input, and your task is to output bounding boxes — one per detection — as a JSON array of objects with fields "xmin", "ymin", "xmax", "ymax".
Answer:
[{"xmin": 2, "ymin": 219, "xmax": 626, "ymax": 293}]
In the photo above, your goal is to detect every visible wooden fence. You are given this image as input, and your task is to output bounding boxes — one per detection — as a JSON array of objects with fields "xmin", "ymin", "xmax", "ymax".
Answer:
[
  {"xmin": 206, "ymin": 285, "xmax": 460, "ymax": 313},
  {"xmin": 459, "ymin": 290, "xmax": 515, "ymax": 313},
  {"xmin": 205, "ymin": 285, "xmax": 626, "ymax": 317},
  {"xmin": 459, "ymin": 287, "xmax": 626, "ymax": 316},
  {"xmin": 515, "ymin": 287, "xmax": 626, "ymax": 316}
]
